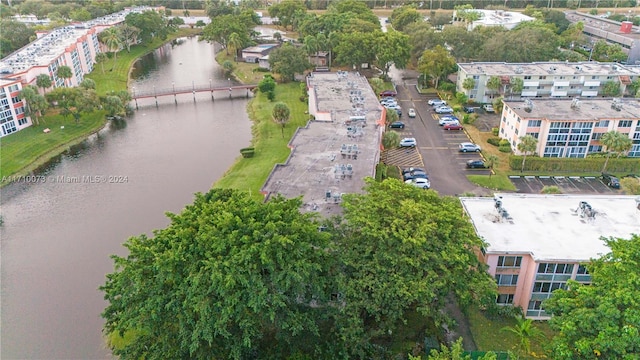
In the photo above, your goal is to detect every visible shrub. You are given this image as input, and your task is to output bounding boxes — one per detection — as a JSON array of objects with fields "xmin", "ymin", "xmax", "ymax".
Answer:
[
  {"xmin": 499, "ymin": 139, "xmax": 510, "ymax": 147},
  {"xmin": 484, "ymin": 304, "xmax": 523, "ymax": 320},
  {"xmin": 589, "ymin": 9, "xmax": 598, "ymax": 15},
  {"xmin": 438, "ymin": 82, "xmax": 456, "ymax": 93},
  {"xmin": 491, "ymin": 127, "xmax": 499, "ymax": 136},
  {"xmin": 541, "ymin": 185, "xmax": 562, "ymax": 194},
  {"xmin": 487, "ymin": 138, "xmax": 501, "ymax": 146},
  {"xmin": 266, "ymin": 90, "xmax": 275, "ymax": 101},
  {"xmin": 499, "ymin": 145, "xmax": 512, "ymax": 153}
]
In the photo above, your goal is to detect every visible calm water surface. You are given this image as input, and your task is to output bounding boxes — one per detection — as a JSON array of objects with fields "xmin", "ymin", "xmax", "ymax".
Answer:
[{"xmin": 0, "ymin": 37, "xmax": 252, "ymax": 359}]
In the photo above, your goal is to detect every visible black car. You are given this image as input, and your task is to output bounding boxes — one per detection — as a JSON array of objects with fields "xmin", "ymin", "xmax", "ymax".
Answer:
[
  {"xmin": 389, "ymin": 121, "xmax": 405, "ymax": 129},
  {"xmin": 466, "ymin": 160, "xmax": 486, "ymax": 169},
  {"xmin": 463, "ymin": 106, "xmax": 475, "ymax": 113},
  {"xmin": 601, "ymin": 173, "xmax": 621, "ymax": 189},
  {"xmin": 403, "ymin": 171, "xmax": 428, "ymax": 181},
  {"xmin": 402, "ymin": 167, "xmax": 426, "ymax": 176}
]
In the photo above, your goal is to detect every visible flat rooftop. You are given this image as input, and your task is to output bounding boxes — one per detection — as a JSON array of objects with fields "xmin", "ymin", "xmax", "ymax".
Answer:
[
  {"xmin": 460, "ymin": 193, "xmax": 640, "ymax": 262},
  {"xmin": 261, "ymin": 71, "xmax": 383, "ymax": 217},
  {"xmin": 471, "ymin": 9, "xmax": 534, "ymax": 27},
  {"xmin": 458, "ymin": 61, "xmax": 640, "ymax": 76},
  {"xmin": 503, "ymin": 98, "xmax": 640, "ymax": 120},
  {"xmin": 0, "ymin": 6, "xmax": 157, "ymax": 75},
  {"xmin": 565, "ymin": 11, "xmax": 640, "ymax": 40}
]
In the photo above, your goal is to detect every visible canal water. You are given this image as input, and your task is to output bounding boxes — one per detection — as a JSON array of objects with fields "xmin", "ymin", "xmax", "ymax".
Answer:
[{"xmin": 0, "ymin": 37, "xmax": 253, "ymax": 359}]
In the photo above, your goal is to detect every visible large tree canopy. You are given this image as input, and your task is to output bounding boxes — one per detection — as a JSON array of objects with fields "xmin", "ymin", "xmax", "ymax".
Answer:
[
  {"xmin": 335, "ymin": 179, "xmax": 497, "ymax": 356},
  {"xmin": 102, "ymin": 189, "xmax": 333, "ymax": 359},
  {"xmin": 268, "ymin": 43, "xmax": 311, "ymax": 82},
  {"xmin": 544, "ymin": 234, "xmax": 640, "ymax": 360}
]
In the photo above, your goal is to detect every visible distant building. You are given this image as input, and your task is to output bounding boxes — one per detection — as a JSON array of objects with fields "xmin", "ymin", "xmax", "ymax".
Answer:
[
  {"xmin": 454, "ymin": 9, "xmax": 534, "ymax": 30},
  {"xmin": 456, "ymin": 61, "xmax": 640, "ymax": 103},
  {"xmin": 241, "ymin": 44, "xmax": 279, "ymax": 63},
  {"xmin": 0, "ymin": 6, "xmax": 161, "ymax": 136},
  {"xmin": 0, "ymin": 78, "xmax": 30, "ymax": 137},
  {"xmin": 260, "ymin": 71, "xmax": 385, "ymax": 217},
  {"xmin": 565, "ymin": 11, "xmax": 640, "ymax": 65},
  {"xmin": 460, "ymin": 193, "xmax": 640, "ymax": 319},
  {"xmin": 500, "ymin": 98, "xmax": 640, "ymax": 158},
  {"xmin": 12, "ymin": 14, "xmax": 51, "ymax": 26}
]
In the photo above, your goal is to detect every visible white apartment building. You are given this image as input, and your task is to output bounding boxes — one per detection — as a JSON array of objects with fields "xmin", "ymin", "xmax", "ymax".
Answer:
[
  {"xmin": 460, "ymin": 193, "xmax": 640, "ymax": 319},
  {"xmin": 0, "ymin": 78, "xmax": 30, "ymax": 137},
  {"xmin": 457, "ymin": 62, "xmax": 640, "ymax": 104},
  {"xmin": 453, "ymin": 9, "xmax": 534, "ymax": 31},
  {"xmin": 500, "ymin": 98, "xmax": 640, "ymax": 158}
]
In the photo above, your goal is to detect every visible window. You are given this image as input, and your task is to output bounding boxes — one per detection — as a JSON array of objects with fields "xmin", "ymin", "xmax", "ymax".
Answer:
[
  {"xmin": 524, "ymin": 76, "xmax": 532, "ymax": 80},
  {"xmin": 596, "ymin": 120, "xmax": 610, "ymax": 127},
  {"xmin": 515, "ymin": 128, "xmax": 519, "ymax": 135},
  {"xmin": 496, "ymin": 274, "xmax": 519, "ymax": 286},
  {"xmin": 618, "ymin": 120, "xmax": 633, "ymax": 128},
  {"xmin": 11, "ymin": 96, "xmax": 20, "ymax": 104},
  {"xmin": 537, "ymin": 263, "xmax": 574, "ymax": 274},
  {"xmin": 577, "ymin": 265, "xmax": 589, "ymax": 275},
  {"xmin": 527, "ymin": 132, "xmax": 539, "ymax": 139},
  {"xmin": 528, "ymin": 300, "xmax": 543, "ymax": 310},
  {"xmin": 592, "ymin": 133, "xmax": 603, "ymax": 140},
  {"xmin": 497, "ymin": 256, "xmax": 522, "ymax": 268},
  {"xmin": 539, "ymin": 76, "xmax": 546, "ymax": 80},
  {"xmin": 15, "ymin": 107, "xmax": 24, "ymax": 115},
  {"xmin": 533, "ymin": 281, "xmax": 567, "ymax": 293},
  {"xmin": 528, "ymin": 120, "xmax": 542, "ymax": 127},
  {"xmin": 8, "ymin": 84, "xmax": 19, "ymax": 92},
  {"xmin": 497, "ymin": 294, "xmax": 514, "ymax": 304},
  {"xmin": 589, "ymin": 145, "xmax": 603, "ymax": 153},
  {"xmin": 591, "ymin": 76, "xmax": 598, "ymax": 79},
  {"xmin": 18, "ymin": 117, "xmax": 27, "ymax": 125}
]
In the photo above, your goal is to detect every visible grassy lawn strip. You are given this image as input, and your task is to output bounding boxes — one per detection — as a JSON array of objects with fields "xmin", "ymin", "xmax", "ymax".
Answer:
[
  {"xmin": 0, "ymin": 29, "xmax": 201, "ymax": 183},
  {"xmin": 214, "ymin": 82, "xmax": 309, "ymax": 199},
  {"xmin": 215, "ymin": 51, "xmax": 268, "ymax": 84},
  {"xmin": 0, "ymin": 112, "xmax": 105, "ymax": 180},
  {"xmin": 467, "ymin": 306, "xmax": 554, "ymax": 359}
]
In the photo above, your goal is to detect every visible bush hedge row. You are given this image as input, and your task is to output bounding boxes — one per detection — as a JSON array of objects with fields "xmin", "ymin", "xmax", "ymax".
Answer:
[{"xmin": 509, "ymin": 156, "xmax": 640, "ymax": 173}]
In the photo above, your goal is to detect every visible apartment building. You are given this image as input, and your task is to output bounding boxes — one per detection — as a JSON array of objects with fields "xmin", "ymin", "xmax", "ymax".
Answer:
[
  {"xmin": 460, "ymin": 193, "xmax": 640, "ymax": 319},
  {"xmin": 0, "ymin": 78, "xmax": 30, "ymax": 137},
  {"xmin": 456, "ymin": 61, "xmax": 640, "ymax": 103},
  {"xmin": 500, "ymin": 98, "xmax": 640, "ymax": 158},
  {"xmin": 565, "ymin": 11, "xmax": 640, "ymax": 65}
]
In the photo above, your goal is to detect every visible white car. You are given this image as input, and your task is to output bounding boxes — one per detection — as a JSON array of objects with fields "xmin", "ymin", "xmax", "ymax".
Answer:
[
  {"xmin": 399, "ymin": 137, "xmax": 417, "ymax": 147},
  {"xmin": 408, "ymin": 108, "xmax": 416, "ymax": 118},
  {"xmin": 405, "ymin": 177, "xmax": 431, "ymax": 189},
  {"xmin": 483, "ymin": 104, "xmax": 495, "ymax": 113},
  {"xmin": 380, "ymin": 99, "xmax": 397, "ymax": 106},
  {"xmin": 439, "ymin": 118, "xmax": 460, "ymax": 126},
  {"xmin": 435, "ymin": 106, "xmax": 454, "ymax": 114},
  {"xmin": 459, "ymin": 142, "xmax": 481, "ymax": 152},
  {"xmin": 428, "ymin": 99, "xmax": 447, "ymax": 106}
]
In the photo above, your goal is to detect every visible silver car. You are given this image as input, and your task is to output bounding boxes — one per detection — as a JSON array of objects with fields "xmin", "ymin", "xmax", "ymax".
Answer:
[
  {"xmin": 399, "ymin": 137, "xmax": 417, "ymax": 147},
  {"xmin": 459, "ymin": 142, "xmax": 481, "ymax": 152}
]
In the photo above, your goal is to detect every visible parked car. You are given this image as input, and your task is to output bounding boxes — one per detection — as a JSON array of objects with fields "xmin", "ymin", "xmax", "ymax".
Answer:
[
  {"xmin": 482, "ymin": 104, "xmax": 495, "ymax": 113},
  {"xmin": 389, "ymin": 121, "xmax": 405, "ymax": 129},
  {"xmin": 405, "ymin": 177, "xmax": 431, "ymax": 189},
  {"xmin": 380, "ymin": 90, "xmax": 397, "ymax": 97},
  {"xmin": 402, "ymin": 167, "xmax": 426, "ymax": 176},
  {"xmin": 428, "ymin": 99, "xmax": 446, "ymax": 106},
  {"xmin": 439, "ymin": 118, "xmax": 460, "ymax": 126},
  {"xmin": 408, "ymin": 108, "xmax": 416, "ymax": 118},
  {"xmin": 403, "ymin": 170, "xmax": 428, "ymax": 181},
  {"xmin": 466, "ymin": 160, "xmax": 486, "ymax": 169},
  {"xmin": 443, "ymin": 123, "xmax": 463, "ymax": 131},
  {"xmin": 380, "ymin": 98, "xmax": 397, "ymax": 105},
  {"xmin": 459, "ymin": 142, "xmax": 481, "ymax": 152},
  {"xmin": 440, "ymin": 115, "xmax": 459, "ymax": 121},
  {"xmin": 463, "ymin": 106, "xmax": 475, "ymax": 113},
  {"xmin": 399, "ymin": 138, "xmax": 417, "ymax": 147},
  {"xmin": 601, "ymin": 173, "xmax": 621, "ymax": 189},
  {"xmin": 435, "ymin": 106, "xmax": 454, "ymax": 114}
]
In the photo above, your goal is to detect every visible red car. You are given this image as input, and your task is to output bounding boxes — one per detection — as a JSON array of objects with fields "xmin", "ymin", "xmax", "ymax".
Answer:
[
  {"xmin": 444, "ymin": 123, "xmax": 463, "ymax": 131},
  {"xmin": 379, "ymin": 90, "xmax": 397, "ymax": 97}
]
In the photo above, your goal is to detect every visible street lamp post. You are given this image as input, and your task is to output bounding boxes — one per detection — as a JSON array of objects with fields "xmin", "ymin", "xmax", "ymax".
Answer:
[
  {"xmin": 209, "ymin": 78, "xmax": 213, "ymax": 101},
  {"xmin": 228, "ymin": 78, "xmax": 232, "ymax": 98},
  {"xmin": 172, "ymin": 81, "xmax": 177, "ymax": 104}
]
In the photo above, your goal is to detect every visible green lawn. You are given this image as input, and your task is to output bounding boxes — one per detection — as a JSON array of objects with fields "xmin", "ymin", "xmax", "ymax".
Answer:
[
  {"xmin": 467, "ymin": 306, "xmax": 555, "ymax": 359},
  {"xmin": 214, "ymin": 82, "xmax": 310, "ymax": 199},
  {"xmin": 467, "ymin": 173, "xmax": 517, "ymax": 192},
  {"xmin": 0, "ymin": 112, "xmax": 105, "ymax": 180}
]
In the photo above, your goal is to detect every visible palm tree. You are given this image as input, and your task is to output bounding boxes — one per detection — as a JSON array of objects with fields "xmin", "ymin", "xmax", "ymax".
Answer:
[
  {"xmin": 600, "ymin": 131, "xmax": 633, "ymax": 172},
  {"xmin": 303, "ymin": 35, "xmax": 318, "ymax": 64},
  {"xmin": 517, "ymin": 135, "xmax": 538, "ymax": 173},
  {"xmin": 462, "ymin": 77, "xmax": 475, "ymax": 96},
  {"xmin": 56, "ymin": 65, "xmax": 73, "ymax": 88},
  {"xmin": 486, "ymin": 76, "xmax": 502, "ymax": 100},
  {"xmin": 272, "ymin": 102, "xmax": 290, "ymax": 138},
  {"xmin": 36, "ymin": 74, "xmax": 52, "ymax": 94},
  {"xmin": 95, "ymin": 52, "xmax": 108, "ymax": 74},
  {"xmin": 510, "ymin": 77, "xmax": 524, "ymax": 99},
  {"xmin": 99, "ymin": 28, "xmax": 122, "ymax": 71},
  {"xmin": 501, "ymin": 316, "xmax": 545, "ymax": 356},
  {"xmin": 486, "ymin": 154, "xmax": 499, "ymax": 178},
  {"xmin": 228, "ymin": 33, "xmax": 243, "ymax": 61}
]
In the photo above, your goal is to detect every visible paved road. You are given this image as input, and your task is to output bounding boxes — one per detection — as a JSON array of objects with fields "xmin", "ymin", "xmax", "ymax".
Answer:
[{"xmin": 390, "ymin": 79, "xmax": 491, "ymax": 196}]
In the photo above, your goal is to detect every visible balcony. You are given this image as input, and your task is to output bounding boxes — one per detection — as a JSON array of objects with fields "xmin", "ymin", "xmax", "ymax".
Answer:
[
  {"xmin": 581, "ymin": 90, "xmax": 598, "ymax": 97},
  {"xmin": 584, "ymin": 80, "xmax": 600, "ymax": 87},
  {"xmin": 553, "ymin": 80, "xmax": 570, "ymax": 87},
  {"xmin": 523, "ymin": 81, "xmax": 539, "ymax": 87}
]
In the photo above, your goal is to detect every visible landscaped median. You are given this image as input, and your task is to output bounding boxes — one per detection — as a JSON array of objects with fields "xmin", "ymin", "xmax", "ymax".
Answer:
[{"xmin": 0, "ymin": 29, "xmax": 201, "ymax": 185}]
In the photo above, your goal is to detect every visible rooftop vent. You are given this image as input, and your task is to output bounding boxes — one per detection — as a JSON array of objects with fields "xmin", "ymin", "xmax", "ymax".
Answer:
[
  {"xmin": 515, "ymin": 66, "xmax": 524, "ymax": 74},
  {"xmin": 524, "ymin": 98, "xmax": 533, "ymax": 113},
  {"xmin": 570, "ymin": 97, "xmax": 581, "ymax": 110},
  {"xmin": 575, "ymin": 201, "xmax": 597, "ymax": 220},
  {"xmin": 611, "ymin": 98, "xmax": 623, "ymax": 111},
  {"xmin": 494, "ymin": 195, "xmax": 513, "ymax": 222}
]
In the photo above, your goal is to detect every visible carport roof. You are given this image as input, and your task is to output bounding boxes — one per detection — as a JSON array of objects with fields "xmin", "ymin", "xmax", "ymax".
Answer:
[{"xmin": 460, "ymin": 194, "xmax": 640, "ymax": 262}]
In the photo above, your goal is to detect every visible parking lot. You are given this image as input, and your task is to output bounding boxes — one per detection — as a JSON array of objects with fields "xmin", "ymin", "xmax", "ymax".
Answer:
[{"xmin": 510, "ymin": 176, "xmax": 621, "ymax": 194}]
